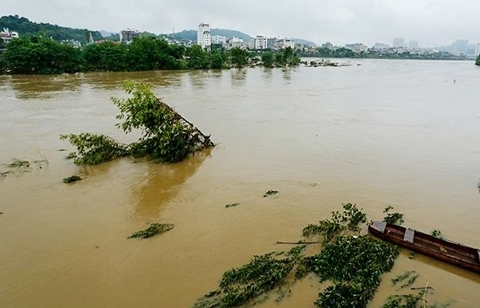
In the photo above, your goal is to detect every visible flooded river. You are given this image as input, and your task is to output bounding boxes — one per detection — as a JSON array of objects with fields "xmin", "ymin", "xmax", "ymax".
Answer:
[{"xmin": 1, "ymin": 59, "xmax": 480, "ymax": 307}]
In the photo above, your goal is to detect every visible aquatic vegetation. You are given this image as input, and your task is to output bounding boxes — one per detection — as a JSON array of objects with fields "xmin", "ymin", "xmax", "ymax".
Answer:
[
  {"xmin": 65, "ymin": 152, "xmax": 77, "ymax": 160},
  {"xmin": 383, "ymin": 205, "xmax": 404, "ymax": 225},
  {"xmin": 63, "ymin": 175, "xmax": 82, "ymax": 184},
  {"xmin": 382, "ymin": 289, "xmax": 449, "ymax": 308},
  {"xmin": 0, "ymin": 156, "xmax": 49, "ymax": 176},
  {"xmin": 194, "ymin": 203, "xmax": 450, "ymax": 308},
  {"xmin": 194, "ymin": 246, "xmax": 306, "ymax": 308},
  {"xmin": 60, "ymin": 133, "xmax": 128, "ymax": 165},
  {"xmin": 195, "ymin": 204, "xmax": 398, "ymax": 308},
  {"xmin": 391, "ymin": 271, "xmax": 418, "ymax": 288},
  {"xmin": 306, "ymin": 235, "xmax": 399, "ymax": 307},
  {"xmin": 430, "ymin": 229, "xmax": 444, "ymax": 239},
  {"xmin": 263, "ymin": 190, "xmax": 278, "ymax": 197},
  {"xmin": 128, "ymin": 223, "xmax": 174, "ymax": 239},
  {"xmin": 302, "ymin": 203, "xmax": 367, "ymax": 243},
  {"xmin": 7, "ymin": 158, "xmax": 30, "ymax": 168},
  {"xmin": 225, "ymin": 203, "xmax": 240, "ymax": 208}
]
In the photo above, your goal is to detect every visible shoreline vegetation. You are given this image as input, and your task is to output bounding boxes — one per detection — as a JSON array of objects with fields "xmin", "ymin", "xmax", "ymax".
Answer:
[{"xmin": 0, "ymin": 35, "xmax": 478, "ymax": 75}]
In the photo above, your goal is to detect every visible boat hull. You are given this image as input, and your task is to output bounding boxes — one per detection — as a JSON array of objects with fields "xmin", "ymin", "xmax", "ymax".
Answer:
[{"xmin": 368, "ymin": 221, "xmax": 480, "ymax": 274}]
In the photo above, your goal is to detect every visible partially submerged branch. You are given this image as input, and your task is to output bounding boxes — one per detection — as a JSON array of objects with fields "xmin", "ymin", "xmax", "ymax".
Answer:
[{"xmin": 61, "ymin": 81, "xmax": 214, "ymax": 165}]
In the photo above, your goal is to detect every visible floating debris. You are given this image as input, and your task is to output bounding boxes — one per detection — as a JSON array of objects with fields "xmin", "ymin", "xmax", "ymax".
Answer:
[
  {"xmin": 63, "ymin": 175, "xmax": 82, "ymax": 184},
  {"xmin": 263, "ymin": 190, "xmax": 279, "ymax": 197},
  {"xmin": 65, "ymin": 152, "xmax": 77, "ymax": 160},
  {"xmin": 383, "ymin": 205, "xmax": 404, "ymax": 225},
  {"xmin": 128, "ymin": 223, "xmax": 174, "ymax": 239},
  {"xmin": 391, "ymin": 271, "xmax": 419, "ymax": 288},
  {"xmin": 1, "ymin": 156, "xmax": 49, "ymax": 177},
  {"xmin": 225, "ymin": 203, "xmax": 240, "ymax": 208},
  {"xmin": 430, "ymin": 229, "xmax": 444, "ymax": 239},
  {"xmin": 8, "ymin": 158, "xmax": 30, "ymax": 168}
]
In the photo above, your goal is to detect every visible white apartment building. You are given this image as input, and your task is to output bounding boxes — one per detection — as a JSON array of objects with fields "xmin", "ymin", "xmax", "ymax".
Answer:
[
  {"xmin": 212, "ymin": 35, "xmax": 227, "ymax": 45},
  {"xmin": 229, "ymin": 37, "xmax": 244, "ymax": 49},
  {"xmin": 254, "ymin": 36, "xmax": 268, "ymax": 50},
  {"xmin": 280, "ymin": 38, "xmax": 295, "ymax": 49},
  {"xmin": 197, "ymin": 23, "xmax": 211, "ymax": 48}
]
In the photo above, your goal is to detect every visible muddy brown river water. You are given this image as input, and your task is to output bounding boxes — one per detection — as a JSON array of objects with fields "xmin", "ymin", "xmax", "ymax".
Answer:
[{"xmin": 1, "ymin": 59, "xmax": 480, "ymax": 307}]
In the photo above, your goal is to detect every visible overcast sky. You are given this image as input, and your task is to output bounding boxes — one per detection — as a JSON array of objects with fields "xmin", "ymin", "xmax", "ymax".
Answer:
[{"xmin": 3, "ymin": 0, "xmax": 480, "ymax": 47}]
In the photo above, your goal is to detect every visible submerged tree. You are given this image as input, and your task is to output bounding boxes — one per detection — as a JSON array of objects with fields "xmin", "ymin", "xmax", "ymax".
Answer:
[{"xmin": 61, "ymin": 81, "xmax": 214, "ymax": 165}]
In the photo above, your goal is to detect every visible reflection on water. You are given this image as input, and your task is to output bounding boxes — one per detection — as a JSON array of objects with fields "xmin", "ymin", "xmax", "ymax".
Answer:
[
  {"xmin": 230, "ymin": 68, "xmax": 247, "ymax": 87},
  {"xmin": 10, "ymin": 74, "xmax": 82, "ymax": 99},
  {"xmin": 129, "ymin": 149, "xmax": 212, "ymax": 220},
  {"xmin": 80, "ymin": 70, "xmax": 186, "ymax": 90},
  {"xmin": 262, "ymin": 67, "xmax": 273, "ymax": 84},
  {"xmin": 281, "ymin": 68, "xmax": 292, "ymax": 83}
]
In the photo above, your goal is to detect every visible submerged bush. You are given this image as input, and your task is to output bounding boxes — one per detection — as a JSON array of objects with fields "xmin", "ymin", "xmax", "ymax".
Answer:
[
  {"xmin": 60, "ymin": 133, "xmax": 127, "ymax": 165},
  {"xmin": 61, "ymin": 81, "xmax": 214, "ymax": 165}
]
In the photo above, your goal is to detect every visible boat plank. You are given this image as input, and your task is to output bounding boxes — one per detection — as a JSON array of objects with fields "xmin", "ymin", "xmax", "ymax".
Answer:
[
  {"xmin": 368, "ymin": 221, "xmax": 480, "ymax": 275},
  {"xmin": 404, "ymin": 228, "xmax": 415, "ymax": 243}
]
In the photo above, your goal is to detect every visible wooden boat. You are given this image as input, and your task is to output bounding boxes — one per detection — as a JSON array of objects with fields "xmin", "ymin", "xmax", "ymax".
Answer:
[{"xmin": 368, "ymin": 221, "xmax": 480, "ymax": 274}]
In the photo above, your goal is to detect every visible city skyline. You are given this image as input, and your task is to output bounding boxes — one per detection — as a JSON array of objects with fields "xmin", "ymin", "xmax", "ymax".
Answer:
[{"xmin": 3, "ymin": 0, "xmax": 480, "ymax": 48}]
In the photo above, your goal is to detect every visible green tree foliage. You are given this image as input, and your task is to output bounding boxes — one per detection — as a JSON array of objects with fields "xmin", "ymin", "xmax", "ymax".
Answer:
[
  {"xmin": 209, "ymin": 51, "xmax": 226, "ymax": 69},
  {"xmin": 112, "ymin": 81, "xmax": 213, "ymax": 162},
  {"xmin": 62, "ymin": 81, "xmax": 214, "ymax": 165},
  {"xmin": 82, "ymin": 41, "xmax": 128, "ymax": 71},
  {"xmin": 127, "ymin": 36, "xmax": 184, "ymax": 71},
  {"xmin": 0, "ymin": 15, "xmax": 102, "ymax": 44},
  {"xmin": 229, "ymin": 47, "xmax": 249, "ymax": 68},
  {"xmin": 59, "ymin": 133, "xmax": 128, "ymax": 165},
  {"xmin": 0, "ymin": 50, "xmax": 6, "ymax": 74},
  {"xmin": 261, "ymin": 51, "xmax": 274, "ymax": 67},
  {"xmin": 3, "ymin": 35, "xmax": 82, "ymax": 74},
  {"xmin": 1, "ymin": 32, "xmax": 305, "ymax": 74},
  {"xmin": 476, "ymin": 55, "xmax": 480, "ymax": 66},
  {"xmin": 186, "ymin": 45, "xmax": 209, "ymax": 69}
]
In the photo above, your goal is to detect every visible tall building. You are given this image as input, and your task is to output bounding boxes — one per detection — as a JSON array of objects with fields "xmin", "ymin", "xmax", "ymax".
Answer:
[
  {"xmin": 322, "ymin": 42, "xmax": 333, "ymax": 50},
  {"xmin": 475, "ymin": 43, "xmax": 480, "ymax": 57},
  {"xmin": 212, "ymin": 35, "xmax": 226, "ymax": 45},
  {"xmin": 393, "ymin": 37, "xmax": 404, "ymax": 48},
  {"xmin": 409, "ymin": 40, "xmax": 418, "ymax": 49},
  {"xmin": 374, "ymin": 43, "xmax": 389, "ymax": 50},
  {"xmin": 254, "ymin": 36, "xmax": 268, "ymax": 50},
  {"xmin": 197, "ymin": 23, "xmax": 211, "ymax": 49},
  {"xmin": 452, "ymin": 39, "xmax": 468, "ymax": 54},
  {"xmin": 120, "ymin": 29, "xmax": 139, "ymax": 44}
]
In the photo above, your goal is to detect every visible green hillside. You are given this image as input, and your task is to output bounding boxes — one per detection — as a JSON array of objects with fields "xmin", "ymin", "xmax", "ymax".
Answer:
[
  {"xmin": 0, "ymin": 15, "xmax": 103, "ymax": 44},
  {"xmin": 168, "ymin": 29, "xmax": 252, "ymax": 42}
]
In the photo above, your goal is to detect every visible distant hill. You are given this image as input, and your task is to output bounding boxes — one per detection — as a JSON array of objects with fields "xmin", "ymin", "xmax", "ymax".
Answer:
[
  {"xmin": 168, "ymin": 29, "xmax": 252, "ymax": 42},
  {"xmin": 0, "ymin": 15, "xmax": 103, "ymax": 44},
  {"xmin": 211, "ymin": 29, "xmax": 252, "ymax": 42},
  {"xmin": 292, "ymin": 38, "xmax": 316, "ymax": 47}
]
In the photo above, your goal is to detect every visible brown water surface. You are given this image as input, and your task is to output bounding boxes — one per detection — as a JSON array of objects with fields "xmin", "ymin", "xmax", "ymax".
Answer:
[{"xmin": 1, "ymin": 60, "xmax": 480, "ymax": 307}]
